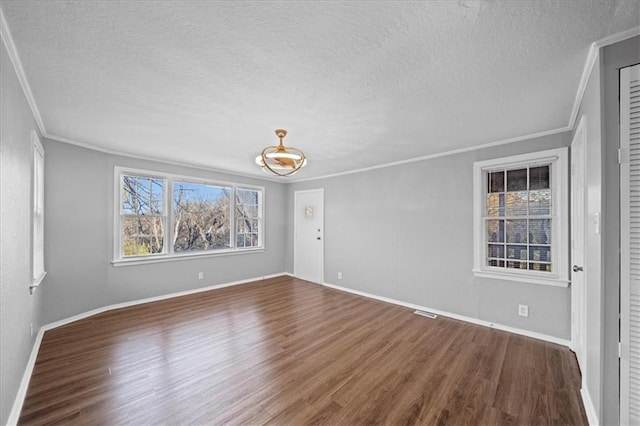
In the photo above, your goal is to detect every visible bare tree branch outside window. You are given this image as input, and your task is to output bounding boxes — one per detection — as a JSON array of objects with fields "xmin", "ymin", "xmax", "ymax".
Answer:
[
  {"xmin": 118, "ymin": 171, "xmax": 262, "ymax": 259},
  {"xmin": 121, "ymin": 175, "xmax": 164, "ymax": 256},
  {"xmin": 173, "ymin": 182, "xmax": 231, "ymax": 252}
]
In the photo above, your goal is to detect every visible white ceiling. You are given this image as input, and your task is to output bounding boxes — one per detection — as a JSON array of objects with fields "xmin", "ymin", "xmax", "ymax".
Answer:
[{"xmin": 1, "ymin": 1, "xmax": 639, "ymax": 180}]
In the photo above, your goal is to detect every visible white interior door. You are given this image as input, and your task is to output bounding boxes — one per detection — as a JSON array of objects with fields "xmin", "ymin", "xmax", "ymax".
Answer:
[
  {"xmin": 294, "ymin": 189, "xmax": 324, "ymax": 284},
  {"xmin": 571, "ymin": 115, "xmax": 587, "ymax": 377},
  {"xmin": 621, "ymin": 63, "xmax": 640, "ymax": 426}
]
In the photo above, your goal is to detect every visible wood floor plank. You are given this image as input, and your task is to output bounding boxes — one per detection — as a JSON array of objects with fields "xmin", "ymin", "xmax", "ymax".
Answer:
[{"xmin": 19, "ymin": 276, "xmax": 587, "ymax": 425}]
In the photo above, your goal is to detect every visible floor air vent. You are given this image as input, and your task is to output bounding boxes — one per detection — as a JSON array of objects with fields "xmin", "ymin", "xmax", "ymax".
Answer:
[{"xmin": 414, "ymin": 310, "xmax": 438, "ymax": 319}]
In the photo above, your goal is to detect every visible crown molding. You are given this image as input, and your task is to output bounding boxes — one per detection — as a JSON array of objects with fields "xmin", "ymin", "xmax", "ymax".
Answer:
[
  {"xmin": 1, "ymin": 6, "xmax": 280, "ymax": 185},
  {"xmin": 0, "ymin": 6, "xmax": 46, "ymax": 135},
  {"xmin": 567, "ymin": 43, "xmax": 599, "ymax": 131},
  {"xmin": 295, "ymin": 29, "xmax": 640, "ymax": 184},
  {"xmin": 4, "ymin": 4, "xmax": 638, "ymax": 183},
  {"xmin": 0, "ymin": 5, "xmax": 279, "ymax": 183},
  {"xmin": 288, "ymin": 126, "xmax": 570, "ymax": 183},
  {"xmin": 594, "ymin": 25, "xmax": 640, "ymax": 48},
  {"xmin": 568, "ymin": 26, "xmax": 640, "ymax": 130},
  {"xmin": 44, "ymin": 133, "xmax": 285, "ymax": 183},
  {"xmin": 47, "ymin": 127, "xmax": 571, "ymax": 185}
]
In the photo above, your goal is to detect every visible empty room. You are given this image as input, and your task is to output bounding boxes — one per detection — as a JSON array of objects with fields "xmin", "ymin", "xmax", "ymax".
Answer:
[{"xmin": 1, "ymin": 1, "xmax": 639, "ymax": 425}]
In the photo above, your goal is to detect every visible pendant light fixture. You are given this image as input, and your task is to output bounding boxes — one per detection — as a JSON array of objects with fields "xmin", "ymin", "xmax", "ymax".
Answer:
[{"xmin": 255, "ymin": 129, "xmax": 307, "ymax": 177}]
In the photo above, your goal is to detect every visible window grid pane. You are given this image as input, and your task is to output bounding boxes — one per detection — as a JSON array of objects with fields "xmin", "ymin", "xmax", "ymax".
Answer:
[
  {"xmin": 118, "ymin": 171, "xmax": 264, "ymax": 260},
  {"xmin": 236, "ymin": 188, "xmax": 262, "ymax": 248},
  {"xmin": 484, "ymin": 164, "xmax": 552, "ymax": 272},
  {"xmin": 173, "ymin": 181, "xmax": 231, "ymax": 252},
  {"xmin": 122, "ymin": 215, "xmax": 165, "ymax": 256},
  {"xmin": 121, "ymin": 175, "xmax": 166, "ymax": 258},
  {"xmin": 33, "ymin": 143, "xmax": 45, "ymax": 282},
  {"xmin": 122, "ymin": 175, "xmax": 164, "ymax": 215}
]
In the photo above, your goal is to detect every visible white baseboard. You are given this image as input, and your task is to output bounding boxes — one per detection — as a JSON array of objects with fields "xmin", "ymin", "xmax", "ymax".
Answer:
[
  {"xmin": 321, "ymin": 281, "xmax": 571, "ymax": 347},
  {"xmin": 6, "ymin": 272, "xmax": 286, "ymax": 425},
  {"xmin": 581, "ymin": 386, "xmax": 599, "ymax": 426},
  {"xmin": 8, "ymin": 273, "xmax": 571, "ymax": 424},
  {"xmin": 6, "ymin": 327, "xmax": 45, "ymax": 426},
  {"xmin": 43, "ymin": 273, "xmax": 287, "ymax": 330}
]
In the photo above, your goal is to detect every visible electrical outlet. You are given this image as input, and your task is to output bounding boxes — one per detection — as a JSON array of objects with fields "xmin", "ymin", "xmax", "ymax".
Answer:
[
  {"xmin": 518, "ymin": 304, "xmax": 529, "ymax": 317},
  {"xmin": 30, "ymin": 323, "xmax": 33, "ymax": 338},
  {"xmin": 198, "ymin": 272, "xmax": 204, "ymax": 280},
  {"xmin": 338, "ymin": 272, "xmax": 343, "ymax": 280}
]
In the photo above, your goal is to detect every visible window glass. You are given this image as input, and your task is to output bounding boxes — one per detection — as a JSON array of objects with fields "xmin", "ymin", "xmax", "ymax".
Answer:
[
  {"xmin": 116, "ymin": 169, "xmax": 263, "ymax": 261},
  {"xmin": 474, "ymin": 149, "xmax": 567, "ymax": 286},
  {"xmin": 122, "ymin": 175, "xmax": 164, "ymax": 215},
  {"xmin": 32, "ymin": 134, "xmax": 45, "ymax": 285},
  {"xmin": 173, "ymin": 181, "xmax": 231, "ymax": 252},
  {"xmin": 484, "ymin": 165, "xmax": 552, "ymax": 272},
  {"xmin": 488, "ymin": 170, "xmax": 504, "ymax": 193},
  {"xmin": 236, "ymin": 188, "xmax": 261, "ymax": 248},
  {"xmin": 121, "ymin": 175, "xmax": 165, "ymax": 257}
]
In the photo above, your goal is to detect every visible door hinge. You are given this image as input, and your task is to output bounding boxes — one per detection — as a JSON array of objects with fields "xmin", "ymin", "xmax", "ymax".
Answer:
[{"xmin": 619, "ymin": 342, "xmax": 629, "ymax": 359}]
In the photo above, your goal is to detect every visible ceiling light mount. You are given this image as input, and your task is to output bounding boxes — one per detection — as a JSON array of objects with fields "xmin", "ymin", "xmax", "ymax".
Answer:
[{"xmin": 255, "ymin": 129, "xmax": 307, "ymax": 177}]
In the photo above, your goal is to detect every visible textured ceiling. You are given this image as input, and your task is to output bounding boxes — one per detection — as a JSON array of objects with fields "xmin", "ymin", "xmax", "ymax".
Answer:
[{"xmin": 1, "ymin": 1, "xmax": 639, "ymax": 180}]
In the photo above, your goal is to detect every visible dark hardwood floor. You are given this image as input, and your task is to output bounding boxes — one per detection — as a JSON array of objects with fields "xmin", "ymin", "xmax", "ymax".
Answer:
[{"xmin": 20, "ymin": 275, "xmax": 587, "ymax": 425}]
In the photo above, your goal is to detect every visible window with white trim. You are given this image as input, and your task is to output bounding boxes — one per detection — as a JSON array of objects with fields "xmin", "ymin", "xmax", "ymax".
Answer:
[
  {"xmin": 32, "ymin": 131, "xmax": 46, "ymax": 288},
  {"xmin": 114, "ymin": 167, "xmax": 264, "ymax": 263},
  {"xmin": 121, "ymin": 174, "xmax": 166, "ymax": 256},
  {"xmin": 173, "ymin": 180, "xmax": 231, "ymax": 252},
  {"xmin": 473, "ymin": 148, "xmax": 569, "ymax": 287},
  {"xmin": 235, "ymin": 188, "xmax": 263, "ymax": 248}
]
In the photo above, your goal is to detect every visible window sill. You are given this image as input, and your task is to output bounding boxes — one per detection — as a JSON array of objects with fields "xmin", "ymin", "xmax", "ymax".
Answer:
[
  {"xmin": 112, "ymin": 247, "xmax": 265, "ymax": 267},
  {"xmin": 472, "ymin": 269, "xmax": 569, "ymax": 288}
]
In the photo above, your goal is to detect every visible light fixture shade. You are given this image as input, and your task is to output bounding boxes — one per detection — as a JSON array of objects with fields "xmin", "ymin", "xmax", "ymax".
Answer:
[{"xmin": 255, "ymin": 129, "xmax": 307, "ymax": 177}]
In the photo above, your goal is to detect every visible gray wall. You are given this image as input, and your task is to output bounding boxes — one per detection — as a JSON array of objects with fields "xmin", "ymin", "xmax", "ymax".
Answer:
[
  {"xmin": 286, "ymin": 132, "xmax": 572, "ymax": 339},
  {"xmin": 0, "ymin": 41, "xmax": 45, "ymax": 424},
  {"xmin": 41, "ymin": 139, "xmax": 287, "ymax": 324},
  {"xmin": 601, "ymin": 35, "xmax": 640, "ymax": 426}
]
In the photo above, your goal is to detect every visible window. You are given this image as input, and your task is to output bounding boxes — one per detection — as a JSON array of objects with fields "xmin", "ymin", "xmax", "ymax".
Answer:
[
  {"xmin": 473, "ymin": 148, "xmax": 569, "ymax": 287},
  {"xmin": 235, "ymin": 188, "xmax": 262, "ymax": 248},
  {"xmin": 173, "ymin": 181, "xmax": 231, "ymax": 252},
  {"xmin": 32, "ymin": 131, "xmax": 46, "ymax": 288},
  {"xmin": 121, "ymin": 174, "xmax": 165, "ymax": 256},
  {"xmin": 114, "ymin": 167, "xmax": 263, "ymax": 264}
]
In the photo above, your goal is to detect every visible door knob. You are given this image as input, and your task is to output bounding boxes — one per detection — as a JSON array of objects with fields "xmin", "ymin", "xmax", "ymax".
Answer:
[
  {"xmin": 317, "ymin": 237, "xmax": 321, "ymax": 240},
  {"xmin": 573, "ymin": 265, "xmax": 583, "ymax": 272}
]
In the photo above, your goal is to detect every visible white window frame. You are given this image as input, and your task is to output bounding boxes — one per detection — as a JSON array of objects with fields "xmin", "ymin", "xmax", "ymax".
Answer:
[
  {"xmin": 119, "ymin": 171, "xmax": 168, "ymax": 259},
  {"xmin": 113, "ymin": 166, "xmax": 265, "ymax": 266},
  {"xmin": 31, "ymin": 130, "xmax": 46, "ymax": 291},
  {"xmin": 472, "ymin": 147, "xmax": 569, "ymax": 287},
  {"xmin": 235, "ymin": 187, "xmax": 264, "ymax": 249}
]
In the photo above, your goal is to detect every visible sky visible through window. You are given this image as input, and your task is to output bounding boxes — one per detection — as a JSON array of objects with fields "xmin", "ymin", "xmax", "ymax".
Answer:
[
  {"xmin": 122, "ymin": 177, "xmax": 231, "ymax": 215},
  {"xmin": 120, "ymin": 173, "xmax": 262, "ymax": 257},
  {"xmin": 122, "ymin": 176, "xmax": 164, "ymax": 215},
  {"xmin": 173, "ymin": 181, "xmax": 229, "ymax": 205}
]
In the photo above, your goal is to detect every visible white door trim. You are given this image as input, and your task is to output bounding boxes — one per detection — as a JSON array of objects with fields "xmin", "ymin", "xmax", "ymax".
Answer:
[
  {"xmin": 293, "ymin": 188, "xmax": 324, "ymax": 284},
  {"xmin": 620, "ymin": 63, "xmax": 640, "ymax": 426},
  {"xmin": 570, "ymin": 114, "xmax": 587, "ymax": 379}
]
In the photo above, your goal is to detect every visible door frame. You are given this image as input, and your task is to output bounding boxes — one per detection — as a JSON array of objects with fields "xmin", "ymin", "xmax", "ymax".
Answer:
[
  {"xmin": 620, "ymin": 63, "xmax": 639, "ymax": 426},
  {"xmin": 293, "ymin": 188, "xmax": 324, "ymax": 284},
  {"xmin": 570, "ymin": 114, "xmax": 587, "ymax": 378}
]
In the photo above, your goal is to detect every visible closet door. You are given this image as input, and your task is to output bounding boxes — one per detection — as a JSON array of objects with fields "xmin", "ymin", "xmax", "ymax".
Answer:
[{"xmin": 621, "ymin": 63, "xmax": 640, "ymax": 426}]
